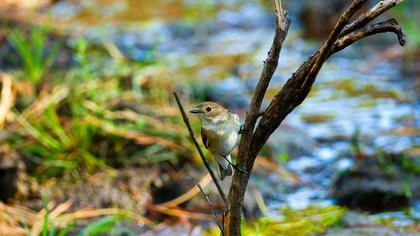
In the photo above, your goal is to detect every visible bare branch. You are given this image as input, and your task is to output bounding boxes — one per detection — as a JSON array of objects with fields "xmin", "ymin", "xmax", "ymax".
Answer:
[
  {"xmin": 274, "ymin": 0, "xmax": 284, "ymax": 22},
  {"xmin": 251, "ymin": 0, "xmax": 369, "ymax": 167},
  {"xmin": 224, "ymin": 1, "xmax": 290, "ymax": 235},
  {"xmin": 340, "ymin": 0, "xmax": 405, "ymax": 36},
  {"xmin": 248, "ymin": 7, "xmax": 290, "ymax": 127},
  {"xmin": 332, "ymin": 18, "xmax": 406, "ymax": 54},
  {"xmin": 303, "ymin": 0, "xmax": 368, "ymax": 88},
  {"xmin": 235, "ymin": 0, "xmax": 290, "ymax": 169},
  {"xmin": 173, "ymin": 92, "xmax": 227, "ymax": 204},
  {"xmin": 198, "ymin": 184, "xmax": 224, "ymax": 235}
]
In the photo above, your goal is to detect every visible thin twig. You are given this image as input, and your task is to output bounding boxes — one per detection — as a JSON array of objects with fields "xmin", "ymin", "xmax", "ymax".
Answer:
[
  {"xmin": 173, "ymin": 92, "xmax": 227, "ymax": 204},
  {"xmin": 302, "ymin": 0, "xmax": 368, "ymax": 89},
  {"xmin": 274, "ymin": 0, "xmax": 284, "ymax": 22},
  {"xmin": 198, "ymin": 184, "xmax": 224, "ymax": 235},
  {"xmin": 340, "ymin": 0, "xmax": 405, "ymax": 37},
  {"xmin": 332, "ymin": 18, "xmax": 406, "ymax": 55}
]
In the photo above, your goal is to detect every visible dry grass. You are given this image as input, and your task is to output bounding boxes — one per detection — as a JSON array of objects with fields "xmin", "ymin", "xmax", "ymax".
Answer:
[
  {"xmin": 0, "ymin": 201, "xmax": 150, "ymax": 236},
  {"xmin": 0, "ymin": 73, "xmax": 15, "ymax": 128}
]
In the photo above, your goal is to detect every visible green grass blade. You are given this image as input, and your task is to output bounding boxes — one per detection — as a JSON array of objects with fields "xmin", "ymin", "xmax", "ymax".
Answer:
[
  {"xmin": 32, "ymin": 27, "xmax": 46, "ymax": 73},
  {"xmin": 44, "ymin": 105, "xmax": 71, "ymax": 146},
  {"xmin": 45, "ymin": 39, "xmax": 61, "ymax": 68},
  {"xmin": 42, "ymin": 195, "xmax": 50, "ymax": 236},
  {"xmin": 57, "ymin": 222, "xmax": 76, "ymax": 236},
  {"xmin": 16, "ymin": 113, "xmax": 62, "ymax": 150},
  {"xmin": 78, "ymin": 215, "xmax": 122, "ymax": 236}
]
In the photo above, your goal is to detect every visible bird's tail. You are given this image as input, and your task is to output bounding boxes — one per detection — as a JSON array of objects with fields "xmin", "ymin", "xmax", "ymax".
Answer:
[{"xmin": 217, "ymin": 154, "xmax": 233, "ymax": 181}]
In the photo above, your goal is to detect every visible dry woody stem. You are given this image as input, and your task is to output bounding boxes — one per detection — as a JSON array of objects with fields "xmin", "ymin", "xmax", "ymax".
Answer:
[{"xmin": 198, "ymin": 184, "xmax": 224, "ymax": 235}]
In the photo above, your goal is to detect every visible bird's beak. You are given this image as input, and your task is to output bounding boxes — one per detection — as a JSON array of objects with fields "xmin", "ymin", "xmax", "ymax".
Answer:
[{"xmin": 190, "ymin": 108, "xmax": 202, "ymax": 113}]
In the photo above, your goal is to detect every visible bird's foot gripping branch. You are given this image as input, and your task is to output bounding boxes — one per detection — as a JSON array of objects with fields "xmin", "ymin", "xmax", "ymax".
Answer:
[{"xmin": 175, "ymin": 0, "xmax": 406, "ymax": 235}]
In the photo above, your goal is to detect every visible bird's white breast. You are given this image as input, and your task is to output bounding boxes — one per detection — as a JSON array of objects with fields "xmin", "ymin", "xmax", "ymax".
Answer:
[
  {"xmin": 225, "ymin": 129, "xmax": 238, "ymax": 148},
  {"xmin": 202, "ymin": 118, "xmax": 239, "ymax": 155}
]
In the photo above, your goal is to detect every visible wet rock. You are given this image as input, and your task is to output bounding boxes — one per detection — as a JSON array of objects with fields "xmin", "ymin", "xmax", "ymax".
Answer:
[{"xmin": 331, "ymin": 154, "xmax": 420, "ymax": 212}]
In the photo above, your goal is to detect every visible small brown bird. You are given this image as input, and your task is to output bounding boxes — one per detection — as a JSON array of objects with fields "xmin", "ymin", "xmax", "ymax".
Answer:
[{"xmin": 190, "ymin": 102, "xmax": 241, "ymax": 180}]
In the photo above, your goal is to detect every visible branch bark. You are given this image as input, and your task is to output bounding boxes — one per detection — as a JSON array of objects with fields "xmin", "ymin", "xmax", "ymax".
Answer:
[
  {"xmin": 331, "ymin": 18, "xmax": 406, "ymax": 54},
  {"xmin": 340, "ymin": 0, "xmax": 405, "ymax": 36},
  {"xmin": 224, "ymin": 1, "xmax": 291, "ymax": 234}
]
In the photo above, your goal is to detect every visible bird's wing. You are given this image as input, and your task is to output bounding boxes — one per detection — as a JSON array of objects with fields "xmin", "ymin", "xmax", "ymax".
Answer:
[{"xmin": 201, "ymin": 127, "xmax": 209, "ymax": 149}]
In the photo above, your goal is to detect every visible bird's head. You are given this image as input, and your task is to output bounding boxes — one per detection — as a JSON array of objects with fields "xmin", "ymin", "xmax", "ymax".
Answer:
[{"xmin": 190, "ymin": 102, "xmax": 228, "ymax": 124}]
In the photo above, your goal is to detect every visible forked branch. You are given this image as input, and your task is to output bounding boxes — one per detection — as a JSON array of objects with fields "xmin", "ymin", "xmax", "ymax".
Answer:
[
  {"xmin": 340, "ymin": 0, "xmax": 405, "ymax": 36},
  {"xmin": 331, "ymin": 18, "xmax": 406, "ymax": 54},
  {"xmin": 251, "ymin": 0, "xmax": 406, "ymax": 156},
  {"xmin": 223, "ymin": 0, "xmax": 406, "ymax": 235}
]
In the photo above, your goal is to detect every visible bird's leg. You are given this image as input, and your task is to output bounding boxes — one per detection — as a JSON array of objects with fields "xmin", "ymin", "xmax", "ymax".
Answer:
[
  {"xmin": 238, "ymin": 124, "xmax": 246, "ymax": 134},
  {"xmin": 221, "ymin": 155, "xmax": 247, "ymax": 174},
  {"xmin": 238, "ymin": 111, "xmax": 265, "ymax": 134}
]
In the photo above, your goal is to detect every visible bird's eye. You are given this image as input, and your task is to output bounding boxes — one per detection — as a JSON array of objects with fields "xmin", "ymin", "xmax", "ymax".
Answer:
[{"xmin": 206, "ymin": 107, "xmax": 212, "ymax": 112}]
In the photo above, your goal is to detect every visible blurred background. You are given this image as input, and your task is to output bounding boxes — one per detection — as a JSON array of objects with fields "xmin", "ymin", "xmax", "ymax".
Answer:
[{"xmin": 0, "ymin": 0, "xmax": 419, "ymax": 235}]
